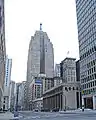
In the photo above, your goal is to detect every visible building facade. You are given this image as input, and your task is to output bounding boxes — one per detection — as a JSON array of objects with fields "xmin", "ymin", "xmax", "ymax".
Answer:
[
  {"xmin": 15, "ymin": 82, "xmax": 26, "ymax": 111},
  {"xmin": 54, "ymin": 77, "xmax": 62, "ymax": 87},
  {"xmin": 23, "ymin": 81, "xmax": 27, "ymax": 110},
  {"xmin": 32, "ymin": 98, "xmax": 43, "ymax": 111},
  {"xmin": 3, "ymin": 56, "xmax": 12, "ymax": 110},
  {"xmin": 10, "ymin": 81, "xmax": 15, "ymax": 111},
  {"xmin": 0, "ymin": 0, "xmax": 6, "ymax": 109},
  {"xmin": 60, "ymin": 58, "xmax": 76, "ymax": 83},
  {"xmin": 43, "ymin": 82, "xmax": 81, "ymax": 110},
  {"xmin": 54, "ymin": 64, "xmax": 60, "ymax": 77},
  {"xmin": 54, "ymin": 64, "xmax": 62, "ymax": 87},
  {"xmin": 28, "ymin": 75, "xmax": 43, "ymax": 110},
  {"xmin": 76, "ymin": 0, "xmax": 96, "ymax": 109},
  {"xmin": 28, "ymin": 73, "xmax": 54, "ymax": 110},
  {"xmin": 27, "ymin": 26, "xmax": 54, "ymax": 82},
  {"xmin": 76, "ymin": 60, "xmax": 80, "ymax": 82}
]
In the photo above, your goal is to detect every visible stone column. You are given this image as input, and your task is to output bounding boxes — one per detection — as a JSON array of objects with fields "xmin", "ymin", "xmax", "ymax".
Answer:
[
  {"xmin": 55, "ymin": 95, "xmax": 56, "ymax": 109},
  {"xmin": 57, "ymin": 95, "xmax": 59, "ymax": 108},
  {"xmin": 60, "ymin": 94, "xmax": 61, "ymax": 110},
  {"xmin": 93, "ymin": 96, "xmax": 96, "ymax": 110},
  {"xmin": 82, "ymin": 97, "xmax": 84, "ymax": 106}
]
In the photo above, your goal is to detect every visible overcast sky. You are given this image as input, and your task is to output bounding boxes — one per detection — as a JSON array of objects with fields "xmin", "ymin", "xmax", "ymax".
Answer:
[{"xmin": 5, "ymin": 0, "xmax": 79, "ymax": 82}]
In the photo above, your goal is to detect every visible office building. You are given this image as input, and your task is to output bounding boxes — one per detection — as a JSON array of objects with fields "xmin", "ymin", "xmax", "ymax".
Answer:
[
  {"xmin": 26, "ymin": 24, "xmax": 54, "ymax": 109},
  {"xmin": 28, "ymin": 75, "xmax": 43, "ymax": 110},
  {"xmin": 54, "ymin": 64, "xmax": 60, "ymax": 77},
  {"xmin": 27, "ymin": 24, "xmax": 54, "ymax": 81},
  {"xmin": 76, "ymin": 0, "xmax": 96, "ymax": 109},
  {"xmin": 60, "ymin": 57, "xmax": 76, "ymax": 83},
  {"xmin": 0, "ymin": 0, "xmax": 6, "ymax": 109},
  {"xmin": 3, "ymin": 56, "xmax": 12, "ymax": 110},
  {"xmin": 15, "ymin": 81, "xmax": 26, "ymax": 111},
  {"xmin": 54, "ymin": 64, "xmax": 62, "ymax": 87},
  {"xmin": 10, "ymin": 81, "xmax": 15, "ymax": 111}
]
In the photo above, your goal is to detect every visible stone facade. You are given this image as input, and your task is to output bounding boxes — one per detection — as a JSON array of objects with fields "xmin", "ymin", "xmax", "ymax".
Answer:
[
  {"xmin": 60, "ymin": 57, "xmax": 76, "ymax": 83},
  {"xmin": 43, "ymin": 82, "xmax": 81, "ymax": 110}
]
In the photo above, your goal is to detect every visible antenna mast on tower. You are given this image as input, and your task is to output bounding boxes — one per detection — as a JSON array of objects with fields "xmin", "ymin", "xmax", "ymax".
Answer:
[{"xmin": 40, "ymin": 23, "xmax": 42, "ymax": 31}]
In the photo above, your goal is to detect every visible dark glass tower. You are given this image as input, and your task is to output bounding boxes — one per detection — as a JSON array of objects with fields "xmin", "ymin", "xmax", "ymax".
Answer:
[{"xmin": 76, "ymin": 0, "xmax": 96, "ymax": 109}]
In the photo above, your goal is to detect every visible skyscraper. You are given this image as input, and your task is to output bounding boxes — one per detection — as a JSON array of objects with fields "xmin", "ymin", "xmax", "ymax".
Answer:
[
  {"xmin": 26, "ymin": 24, "xmax": 54, "ymax": 109},
  {"xmin": 3, "ymin": 56, "xmax": 12, "ymax": 110},
  {"xmin": 0, "ymin": 0, "xmax": 6, "ymax": 109},
  {"xmin": 76, "ymin": 0, "xmax": 96, "ymax": 109},
  {"xmin": 27, "ymin": 24, "xmax": 54, "ymax": 81}
]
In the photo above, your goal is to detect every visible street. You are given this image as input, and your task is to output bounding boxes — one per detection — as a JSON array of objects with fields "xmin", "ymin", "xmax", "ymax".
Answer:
[{"xmin": 18, "ymin": 111, "xmax": 96, "ymax": 120}]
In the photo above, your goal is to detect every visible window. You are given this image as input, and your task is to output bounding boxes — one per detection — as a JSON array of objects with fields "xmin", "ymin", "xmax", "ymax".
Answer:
[
  {"xmin": 65, "ymin": 87, "xmax": 68, "ymax": 91},
  {"xmin": 69, "ymin": 87, "xmax": 71, "ymax": 90}
]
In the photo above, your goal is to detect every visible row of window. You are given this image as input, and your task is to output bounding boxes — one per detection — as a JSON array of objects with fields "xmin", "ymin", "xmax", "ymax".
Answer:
[
  {"xmin": 78, "ymin": 19, "xmax": 96, "ymax": 43},
  {"xmin": 87, "ymin": 60, "xmax": 96, "ymax": 68},
  {"xmin": 79, "ymin": 22, "xmax": 96, "ymax": 46},
  {"xmin": 77, "ymin": 5, "xmax": 95, "ymax": 28},
  {"xmin": 80, "ymin": 46, "xmax": 96, "ymax": 60},
  {"xmin": 82, "ymin": 87, "xmax": 96, "ymax": 95},
  {"xmin": 88, "ymin": 67, "xmax": 96, "ymax": 75},
  {"xmin": 76, "ymin": 0, "xmax": 95, "ymax": 19},
  {"xmin": 80, "ymin": 39, "xmax": 96, "ymax": 54},
  {"xmin": 82, "ymin": 81, "xmax": 96, "ymax": 89},
  {"xmin": 80, "ymin": 52, "xmax": 96, "ymax": 70},
  {"xmin": 81, "ymin": 73, "xmax": 96, "ymax": 83},
  {"xmin": 65, "ymin": 87, "xmax": 79, "ymax": 91}
]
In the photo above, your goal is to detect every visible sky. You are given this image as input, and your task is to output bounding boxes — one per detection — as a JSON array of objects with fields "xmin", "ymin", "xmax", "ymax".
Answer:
[{"xmin": 5, "ymin": 0, "xmax": 79, "ymax": 82}]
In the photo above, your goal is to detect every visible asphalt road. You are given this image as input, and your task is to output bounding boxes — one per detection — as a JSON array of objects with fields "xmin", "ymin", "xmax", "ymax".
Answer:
[{"xmin": 18, "ymin": 111, "xmax": 96, "ymax": 120}]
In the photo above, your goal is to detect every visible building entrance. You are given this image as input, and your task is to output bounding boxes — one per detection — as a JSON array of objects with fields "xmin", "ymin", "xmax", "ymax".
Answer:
[{"xmin": 84, "ymin": 97, "xmax": 93, "ymax": 109}]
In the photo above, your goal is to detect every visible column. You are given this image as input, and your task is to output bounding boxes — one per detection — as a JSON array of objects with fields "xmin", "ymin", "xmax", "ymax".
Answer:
[
  {"xmin": 60, "ymin": 94, "xmax": 61, "ymax": 110},
  {"xmin": 93, "ymin": 96, "xmax": 96, "ymax": 110},
  {"xmin": 82, "ymin": 97, "xmax": 84, "ymax": 106},
  {"xmin": 82, "ymin": 97, "xmax": 84, "ymax": 109},
  {"xmin": 57, "ymin": 95, "xmax": 59, "ymax": 108},
  {"xmin": 55, "ymin": 95, "xmax": 56, "ymax": 109}
]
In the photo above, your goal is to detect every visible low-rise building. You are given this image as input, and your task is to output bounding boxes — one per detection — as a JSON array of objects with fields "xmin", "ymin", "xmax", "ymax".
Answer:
[
  {"xmin": 32, "ymin": 97, "xmax": 43, "ymax": 111},
  {"xmin": 28, "ymin": 74, "xmax": 54, "ymax": 110},
  {"xmin": 43, "ymin": 82, "xmax": 81, "ymax": 110}
]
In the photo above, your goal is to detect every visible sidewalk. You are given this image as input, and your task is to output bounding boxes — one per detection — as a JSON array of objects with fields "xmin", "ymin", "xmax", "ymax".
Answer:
[{"xmin": 0, "ymin": 112, "xmax": 14, "ymax": 120}]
